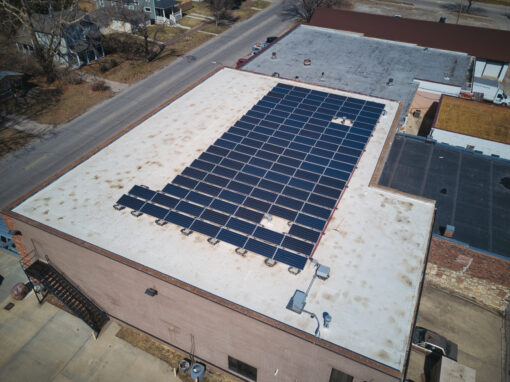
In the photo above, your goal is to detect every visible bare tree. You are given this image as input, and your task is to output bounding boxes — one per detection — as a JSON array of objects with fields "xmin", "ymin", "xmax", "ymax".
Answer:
[
  {"xmin": 102, "ymin": 6, "xmax": 164, "ymax": 61},
  {"xmin": 465, "ymin": 0, "xmax": 473, "ymax": 13},
  {"xmin": 1, "ymin": 0, "xmax": 86, "ymax": 83},
  {"xmin": 207, "ymin": 0, "xmax": 233, "ymax": 27},
  {"xmin": 290, "ymin": 0, "xmax": 336, "ymax": 23}
]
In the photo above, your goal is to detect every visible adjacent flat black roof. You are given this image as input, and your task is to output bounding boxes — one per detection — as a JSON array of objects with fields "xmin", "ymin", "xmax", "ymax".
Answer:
[{"xmin": 379, "ymin": 134, "xmax": 510, "ymax": 258}]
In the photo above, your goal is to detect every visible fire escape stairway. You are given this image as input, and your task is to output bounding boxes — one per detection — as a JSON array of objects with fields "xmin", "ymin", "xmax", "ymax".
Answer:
[{"xmin": 25, "ymin": 260, "xmax": 109, "ymax": 335}]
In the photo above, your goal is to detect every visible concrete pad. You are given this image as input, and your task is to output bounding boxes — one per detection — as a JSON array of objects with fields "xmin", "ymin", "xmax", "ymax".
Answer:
[
  {"xmin": 59, "ymin": 322, "xmax": 178, "ymax": 382},
  {"xmin": 0, "ymin": 309, "xmax": 90, "ymax": 382},
  {"xmin": 0, "ymin": 291, "xmax": 181, "ymax": 382},
  {"xmin": 0, "ymin": 296, "xmax": 58, "ymax": 366}
]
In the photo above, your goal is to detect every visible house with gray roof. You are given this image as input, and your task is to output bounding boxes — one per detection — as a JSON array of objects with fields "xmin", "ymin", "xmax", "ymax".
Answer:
[{"xmin": 95, "ymin": 0, "xmax": 182, "ymax": 24}]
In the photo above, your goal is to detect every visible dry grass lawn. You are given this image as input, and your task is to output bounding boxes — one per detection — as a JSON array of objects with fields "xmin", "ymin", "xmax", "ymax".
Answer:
[
  {"xmin": 93, "ymin": 33, "xmax": 214, "ymax": 84},
  {"xmin": 434, "ymin": 96, "xmax": 510, "ymax": 144},
  {"xmin": 143, "ymin": 25, "xmax": 187, "ymax": 42},
  {"xmin": 188, "ymin": 1, "xmax": 214, "ymax": 17},
  {"xmin": 0, "ymin": 127, "xmax": 37, "ymax": 157},
  {"xmin": 179, "ymin": 16, "xmax": 206, "ymax": 28},
  {"xmin": 1, "ymin": 79, "xmax": 113, "ymax": 126},
  {"xmin": 116, "ymin": 325, "xmax": 237, "ymax": 382},
  {"xmin": 201, "ymin": 23, "xmax": 230, "ymax": 34}
]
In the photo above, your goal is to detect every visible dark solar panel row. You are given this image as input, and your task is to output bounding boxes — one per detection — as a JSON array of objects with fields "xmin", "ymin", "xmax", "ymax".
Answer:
[{"xmin": 115, "ymin": 83, "xmax": 385, "ymax": 269}]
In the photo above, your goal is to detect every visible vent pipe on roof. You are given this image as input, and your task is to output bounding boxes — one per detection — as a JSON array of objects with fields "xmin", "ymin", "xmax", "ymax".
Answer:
[
  {"xmin": 271, "ymin": 51, "xmax": 277, "ymax": 59},
  {"xmin": 444, "ymin": 225, "xmax": 455, "ymax": 238},
  {"xmin": 304, "ymin": 59, "xmax": 311, "ymax": 66}
]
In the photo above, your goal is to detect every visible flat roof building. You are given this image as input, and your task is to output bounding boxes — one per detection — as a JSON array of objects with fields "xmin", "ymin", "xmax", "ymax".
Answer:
[
  {"xmin": 429, "ymin": 95, "xmax": 510, "ymax": 159},
  {"xmin": 309, "ymin": 8, "xmax": 510, "ymax": 63},
  {"xmin": 379, "ymin": 133, "xmax": 510, "ymax": 258},
  {"xmin": 3, "ymin": 69, "xmax": 435, "ymax": 381},
  {"xmin": 242, "ymin": 25, "xmax": 473, "ymax": 123}
]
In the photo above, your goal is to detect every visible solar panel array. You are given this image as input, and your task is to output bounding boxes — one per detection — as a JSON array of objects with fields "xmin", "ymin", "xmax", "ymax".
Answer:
[{"xmin": 115, "ymin": 83, "xmax": 384, "ymax": 270}]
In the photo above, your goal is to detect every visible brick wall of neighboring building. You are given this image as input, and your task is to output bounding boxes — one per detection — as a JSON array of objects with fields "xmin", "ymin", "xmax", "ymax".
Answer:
[{"xmin": 425, "ymin": 236, "xmax": 510, "ymax": 313}]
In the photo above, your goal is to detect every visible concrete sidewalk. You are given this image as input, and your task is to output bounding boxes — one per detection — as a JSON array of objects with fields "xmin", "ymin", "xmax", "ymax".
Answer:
[{"xmin": 0, "ymin": 254, "xmax": 179, "ymax": 382}]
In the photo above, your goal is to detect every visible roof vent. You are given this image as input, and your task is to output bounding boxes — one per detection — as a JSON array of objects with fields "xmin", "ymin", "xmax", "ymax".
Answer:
[
  {"xmin": 304, "ymin": 59, "xmax": 311, "ymax": 66},
  {"xmin": 271, "ymin": 51, "xmax": 277, "ymax": 59},
  {"xmin": 272, "ymin": 72, "xmax": 280, "ymax": 77},
  {"xmin": 323, "ymin": 312, "xmax": 332, "ymax": 328},
  {"xmin": 386, "ymin": 78, "xmax": 394, "ymax": 86},
  {"xmin": 287, "ymin": 290, "xmax": 306, "ymax": 313},
  {"xmin": 444, "ymin": 225, "xmax": 455, "ymax": 238}
]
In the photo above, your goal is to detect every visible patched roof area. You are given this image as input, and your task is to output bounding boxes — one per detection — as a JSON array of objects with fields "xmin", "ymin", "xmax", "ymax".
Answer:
[
  {"xmin": 242, "ymin": 25, "xmax": 472, "ymax": 123},
  {"xmin": 434, "ymin": 96, "xmax": 510, "ymax": 144},
  {"xmin": 12, "ymin": 68, "xmax": 435, "ymax": 372},
  {"xmin": 379, "ymin": 134, "xmax": 510, "ymax": 257}
]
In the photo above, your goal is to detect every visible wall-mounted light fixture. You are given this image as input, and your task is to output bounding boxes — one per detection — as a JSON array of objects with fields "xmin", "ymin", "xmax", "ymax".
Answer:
[{"xmin": 145, "ymin": 288, "xmax": 157, "ymax": 297}]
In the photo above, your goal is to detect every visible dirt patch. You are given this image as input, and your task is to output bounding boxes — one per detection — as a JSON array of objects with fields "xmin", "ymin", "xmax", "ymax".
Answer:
[
  {"xmin": 0, "ymin": 127, "xmax": 37, "ymax": 157},
  {"xmin": 116, "ymin": 325, "xmax": 237, "ymax": 382}
]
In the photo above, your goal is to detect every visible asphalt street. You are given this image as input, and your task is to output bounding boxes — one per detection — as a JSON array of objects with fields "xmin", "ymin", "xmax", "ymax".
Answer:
[{"xmin": 0, "ymin": 0, "xmax": 297, "ymax": 209}]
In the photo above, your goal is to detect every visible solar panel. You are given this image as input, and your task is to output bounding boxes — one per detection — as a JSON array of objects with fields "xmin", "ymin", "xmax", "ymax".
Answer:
[{"xmin": 115, "ymin": 83, "xmax": 384, "ymax": 269}]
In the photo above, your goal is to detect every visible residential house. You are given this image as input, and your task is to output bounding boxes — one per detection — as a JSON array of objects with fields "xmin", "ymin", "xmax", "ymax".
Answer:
[
  {"xmin": 95, "ymin": 0, "xmax": 183, "ymax": 24},
  {"xmin": 15, "ymin": 8, "xmax": 105, "ymax": 67}
]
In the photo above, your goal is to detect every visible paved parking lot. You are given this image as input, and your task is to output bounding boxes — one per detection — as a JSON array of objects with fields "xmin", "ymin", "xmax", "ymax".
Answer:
[{"xmin": 407, "ymin": 284, "xmax": 505, "ymax": 382}]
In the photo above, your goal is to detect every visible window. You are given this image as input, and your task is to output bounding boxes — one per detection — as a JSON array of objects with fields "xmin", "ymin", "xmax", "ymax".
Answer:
[
  {"xmin": 329, "ymin": 368, "xmax": 354, "ymax": 382},
  {"xmin": 228, "ymin": 356, "xmax": 257, "ymax": 381},
  {"xmin": 1, "ymin": 236, "xmax": 6, "ymax": 243},
  {"xmin": 144, "ymin": 7, "xmax": 151, "ymax": 12}
]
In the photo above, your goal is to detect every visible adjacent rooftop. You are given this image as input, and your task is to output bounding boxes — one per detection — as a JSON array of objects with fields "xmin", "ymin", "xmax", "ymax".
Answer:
[
  {"xmin": 11, "ymin": 68, "xmax": 435, "ymax": 372},
  {"xmin": 309, "ymin": 8, "xmax": 510, "ymax": 63},
  {"xmin": 242, "ymin": 25, "xmax": 472, "ymax": 122},
  {"xmin": 379, "ymin": 134, "xmax": 510, "ymax": 257},
  {"xmin": 433, "ymin": 96, "xmax": 510, "ymax": 144}
]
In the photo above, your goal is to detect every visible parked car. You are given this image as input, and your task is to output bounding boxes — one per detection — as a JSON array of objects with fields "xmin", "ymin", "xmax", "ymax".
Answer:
[
  {"xmin": 266, "ymin": 36, "xmax": 278, "ymax": 44},
  {"xmin": 251, "ymin": 42, "xmax": 269, "ymax": 55},
  {"xmin": 236, "ymin": 58, "xmax": 249, "ymax": 69},
  {"xmin": 412, "ymin": 326, "xmax": 458, "ymax": 361}
]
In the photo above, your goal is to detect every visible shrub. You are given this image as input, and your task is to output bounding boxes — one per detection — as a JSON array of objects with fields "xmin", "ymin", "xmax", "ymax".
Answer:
[{"xmin": 91, "ymin": 80, "xmax": 110, "ymax": 91}]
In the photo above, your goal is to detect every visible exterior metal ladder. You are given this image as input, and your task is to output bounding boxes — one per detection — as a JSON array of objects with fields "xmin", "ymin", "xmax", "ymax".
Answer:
[{"xmin": 24, "ymin": 260, "xmax": 109, "ymax": 336}]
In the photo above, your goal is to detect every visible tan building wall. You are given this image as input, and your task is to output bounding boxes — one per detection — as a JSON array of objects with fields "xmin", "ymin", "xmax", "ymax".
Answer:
[{"xmin": 6, "ymin": 216, "xmax": 401, "ymax": 382}]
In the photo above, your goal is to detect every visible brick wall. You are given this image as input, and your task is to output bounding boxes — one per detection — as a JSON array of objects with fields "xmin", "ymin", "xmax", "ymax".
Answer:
[
  {"xmin": 426, "ymin": 236, "xmax": 510, "ymax": 313},
  {"xmin": 429, "ymin": 237, "xmax": 510, "ymax": 288}
]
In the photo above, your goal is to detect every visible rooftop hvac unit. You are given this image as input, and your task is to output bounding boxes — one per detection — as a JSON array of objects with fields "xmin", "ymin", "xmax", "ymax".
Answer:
[{"xmin": 287, "ymin": 290, "xmax": 306, "ymax": 314}]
